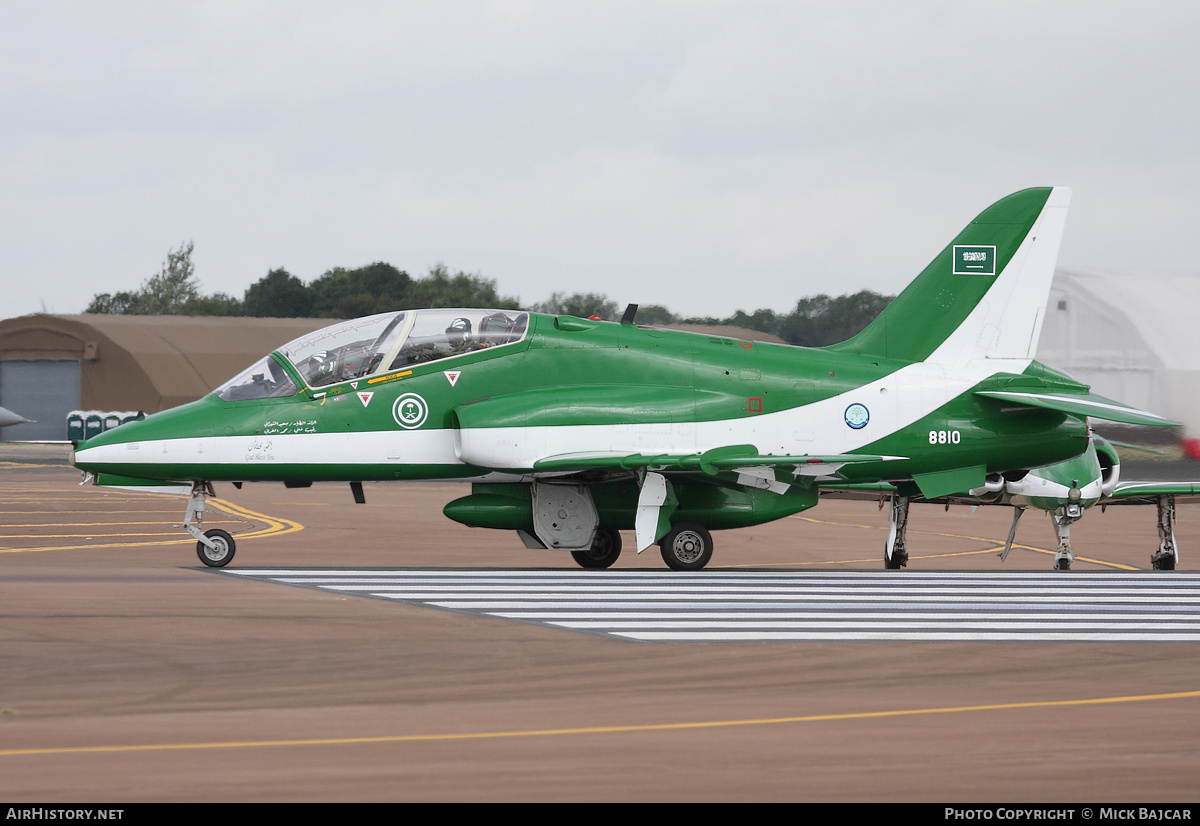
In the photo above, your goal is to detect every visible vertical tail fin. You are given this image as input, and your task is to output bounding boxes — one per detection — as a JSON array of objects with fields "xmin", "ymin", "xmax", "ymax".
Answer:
[{"xmin": 829, "ymin": 187, "xmax": 1071, "ymax": 365}]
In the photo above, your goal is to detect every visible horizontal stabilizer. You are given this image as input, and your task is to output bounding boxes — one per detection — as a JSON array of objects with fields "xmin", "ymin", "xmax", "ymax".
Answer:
[
  {"xmin": 1110, "ymin": 481, "xmax": 1200, "ymax": 504},
  {"xmin": 975, "ymin": 390, "xmax": 1178, "ymax": 427}
]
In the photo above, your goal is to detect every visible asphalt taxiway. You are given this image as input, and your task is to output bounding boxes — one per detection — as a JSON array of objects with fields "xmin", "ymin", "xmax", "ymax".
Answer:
[{"xmin": 3, "ymin": 458, "xmax": 1199, "ymax": 801}]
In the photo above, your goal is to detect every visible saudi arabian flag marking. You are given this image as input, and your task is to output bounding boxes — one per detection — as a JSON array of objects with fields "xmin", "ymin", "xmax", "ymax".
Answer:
[{"xmin": 953, "ymin": 245, "xmax": 996, "ymax": 276}]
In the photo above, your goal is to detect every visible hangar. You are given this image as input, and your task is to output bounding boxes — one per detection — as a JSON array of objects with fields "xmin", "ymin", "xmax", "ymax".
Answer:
[
  {"xmin": 1036, "ymin": 269, "xmax": 1200, "ymax": 437},
  {"xmin": 0, "ymin": 314, "xmax": 329, "ymax": 441}
]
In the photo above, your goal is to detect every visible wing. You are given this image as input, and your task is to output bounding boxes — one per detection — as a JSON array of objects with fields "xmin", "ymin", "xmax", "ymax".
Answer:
[
  {"xmin": 530, "ymin": 444, "xmax": 910, "ymax": 552},
  {"xmin": 532, "ymin": 444, "xmax": 905, "ymax": 478}
]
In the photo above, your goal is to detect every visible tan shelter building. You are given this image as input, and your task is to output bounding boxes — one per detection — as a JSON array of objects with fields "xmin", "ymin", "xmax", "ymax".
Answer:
[{"xmin": 0, "ymin": 314, "xmax": 332, "ymax": 441}]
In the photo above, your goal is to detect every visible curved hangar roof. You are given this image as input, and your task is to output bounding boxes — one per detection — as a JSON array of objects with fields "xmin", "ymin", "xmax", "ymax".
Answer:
[
  {"xmin": 1038, "ymin": 269, "xmax": 1200, "ymax": 435},
  {"xmin": 0, "ymin": 314, "xmax": 334, "ymax": 413}
]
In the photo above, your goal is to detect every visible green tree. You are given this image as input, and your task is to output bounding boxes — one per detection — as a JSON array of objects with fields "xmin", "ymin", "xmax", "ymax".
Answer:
[
  {"xmin": 726, "ymin": 308, "xmax": 780, "ymax": 337},
  {"xmin": 181, "ymin": 292, "xmax": 244, "ymax": 316},
  {"xmin": 778, "ymin": 290, "xmax": 892, "ymax": 346},
  {"xmin": 85, "ymin": 290, "xmax": 140, "ymax": 314},
  {"xmin": 86, "ymin": 241, "xmax": 200, "ymax": 315},
  {"xmin": 408, "ymin": 263, "xmax": 520, "ymax": 309},
  {"xmin": 243, "ymin": 268, "xmax": 312, "ymax": 317},
  {"xmin": 309, "ymin": 262, "xmax": 413, "ymax": 318},
  {"xmin": 634, "ymin": 304, "xmax": 677, "ymax": 325},
  {"xmin": 136, "ymin": 241, "xmax": 199, "ymax": 314},
  {"xmin": 532, "ymin": 291, "xmax": 619, "ymax": 320}
]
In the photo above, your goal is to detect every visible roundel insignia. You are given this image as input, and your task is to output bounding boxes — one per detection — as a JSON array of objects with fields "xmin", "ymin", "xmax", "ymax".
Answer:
[
  {"xmin": 844, "ymin": 403, "xmax": 869, "ymax": 430},
  {"xmin": 392, "ymin": 393, "xmax": 429, "ymax": 429}
]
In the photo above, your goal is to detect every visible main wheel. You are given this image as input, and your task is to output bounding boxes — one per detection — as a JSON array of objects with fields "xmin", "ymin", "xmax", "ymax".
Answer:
[
  {"xmin": 659, "ymin": 522, "xmax": 713, "ymax": 571},
  {"xmin": 571, "ymin": 529, "xmax": 622, "ymax": 569},
  {"xmin": 884, "ymin": 549, "xmax": 907, "ymax": 570},
  {"xmin": 197, "ymin": 528, "xmax": 236, "ymax": 568},
  {"xmin": 1152, "ymin": 552, "xmax": 1177, "ymax": 571},
  {"xmin": 1053, "ymin": 557, "xmax": 1071, "ymax": 571}
]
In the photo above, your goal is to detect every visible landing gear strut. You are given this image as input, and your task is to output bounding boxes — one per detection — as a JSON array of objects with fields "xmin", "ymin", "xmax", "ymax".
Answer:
[
  {"xmin": 1051, "ymin": 503, "xmax": 1083, "ymax": 571},
  {"xmin": 884, "ymin": 495, "xmax": 909, "ymax": 569},
  {"xmin": 999, "ymin": 506, "xmax": 1026, "ymax": 562},
  {"xmin": 1152, "ymin": 495, "xmax": 1179, "ymax": 571},
  {"xmin": 185, "ymin": 482, "xmax": 237, "ymax": 567}
]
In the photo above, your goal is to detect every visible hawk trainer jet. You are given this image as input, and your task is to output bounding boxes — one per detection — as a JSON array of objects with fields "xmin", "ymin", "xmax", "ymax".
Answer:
[{"xmin": 72, "ymin": 187, "xmax": 1174, "ymax": 570}]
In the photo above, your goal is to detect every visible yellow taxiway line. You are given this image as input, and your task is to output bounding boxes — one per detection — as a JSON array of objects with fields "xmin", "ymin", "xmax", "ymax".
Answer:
[
  {"xmin": 780, "ymin": 513, "xmax": 1140, "ymax": 571},
  {"xmin": 2, "ymin": 688, "xmax": 1197, "ymax": 758},
  {"xmin": 0, "ymin": 494, "xmax": 303, "ymax": 554}
]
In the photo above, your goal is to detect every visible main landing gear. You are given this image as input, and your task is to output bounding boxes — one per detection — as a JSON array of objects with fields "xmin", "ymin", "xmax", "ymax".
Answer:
[
  {"xmin": 884, "ymin": 495, "xmax": 909, "ymax": 569},
  {"xmin": 1152, "ymin": 495, "xmax": 1179, "ymax": 571},
  {"xmin": 185, "ymin": 482, "xmax": 237, "ymax": 567},
  {"xmin": 568, "ymin": 524, "xmax": 717, "ymax": 571},
  {"xmin": 571, "ymin": 529, "xmax": 622, "ymax": 569},
  {"xmin": 660, "ymin": 522, "xmax": 713, "ymax": 571}
]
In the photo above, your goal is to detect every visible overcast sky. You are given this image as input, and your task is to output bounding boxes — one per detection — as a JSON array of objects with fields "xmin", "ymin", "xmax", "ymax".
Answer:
[{"xmin": 2, "ymin": 1, "xmax": 1198, "ymax": 320}]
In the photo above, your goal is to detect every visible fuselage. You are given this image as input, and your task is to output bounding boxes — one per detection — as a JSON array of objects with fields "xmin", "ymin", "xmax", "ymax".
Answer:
[
  {"xmin": 72, "ymin": 308, "xmax": 1090, "ymax": 487},
  {"xmin": 1005, "ymin": 435, "xmax": 1118, "ymax": 512}
]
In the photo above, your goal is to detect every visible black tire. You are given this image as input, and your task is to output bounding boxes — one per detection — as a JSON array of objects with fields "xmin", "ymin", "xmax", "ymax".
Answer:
[
  {"xmin": 1053, "ymin": 557, "xmax": 1071, "ymax": 571},
  {"xmin": 1153, "ymin": 553, "xmax": 1177, "ymax": 571},
  {"xmin": 659, "ymin": 522, "xmax": 713, "ymax": 571},
  {"xmin": 884, "ymin": 549, "xmax": 907, "ymax": 570},
  {"xmin": 571, "ymin": 529, "xmax": 622, "ymax": 569},
  {"xmin": 197, "ymin": 528, "xmax": 236, "ymax": 568}
]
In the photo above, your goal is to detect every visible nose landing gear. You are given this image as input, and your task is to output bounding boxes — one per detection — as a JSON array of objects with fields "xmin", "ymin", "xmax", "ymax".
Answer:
[{"xmin": 184, "ymin": 482, "xmax": 238, "ymax": 567}]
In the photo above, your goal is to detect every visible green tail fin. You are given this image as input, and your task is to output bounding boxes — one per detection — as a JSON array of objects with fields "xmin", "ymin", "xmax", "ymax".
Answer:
[{"xmin": 829, "ymin": 187, "xmax": 1071, "ymax": 365}]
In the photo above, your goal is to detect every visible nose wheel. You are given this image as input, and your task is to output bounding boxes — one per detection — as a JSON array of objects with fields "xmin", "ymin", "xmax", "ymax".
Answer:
[
  {"xmin": 184, "ymin": 482, "xmax": 237, "ymax": 567},
  {"xmin": 197, "ymin": 529, "xmax": 236, "ymax": 567}
]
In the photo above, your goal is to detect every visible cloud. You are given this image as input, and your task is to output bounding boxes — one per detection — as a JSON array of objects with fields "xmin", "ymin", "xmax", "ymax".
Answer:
[{"xmin": 1, "ymin": 1, "xmax": 1198, "ymax": 318}]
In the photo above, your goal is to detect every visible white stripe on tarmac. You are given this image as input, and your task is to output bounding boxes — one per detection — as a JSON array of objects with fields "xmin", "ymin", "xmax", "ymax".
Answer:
[{"xmin": 217, "ymin": 568, "xmax": 1200, "ymax": 643}]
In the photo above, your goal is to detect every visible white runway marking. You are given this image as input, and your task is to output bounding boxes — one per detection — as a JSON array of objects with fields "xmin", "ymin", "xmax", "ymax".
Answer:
[{"xmin": 219, "ymin": 569, "xmax": 1200, "ymax": 643}]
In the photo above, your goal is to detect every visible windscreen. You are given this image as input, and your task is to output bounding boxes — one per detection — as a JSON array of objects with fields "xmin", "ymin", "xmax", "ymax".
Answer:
[{"xmin": 214, "ymin": 355, "xmax": 299, "ymax": 401}]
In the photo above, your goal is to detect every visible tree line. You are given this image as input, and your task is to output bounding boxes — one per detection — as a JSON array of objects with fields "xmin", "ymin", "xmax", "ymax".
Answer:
[{"xmin": 85, "ymin": 241, "xmax": 893, "ymax": 348}]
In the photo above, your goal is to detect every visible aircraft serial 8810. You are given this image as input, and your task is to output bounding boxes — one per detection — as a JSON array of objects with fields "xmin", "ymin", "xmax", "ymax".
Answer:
[{"xmin": 73, "ymin": 187, "xmax": 1177, "ymax": 571}]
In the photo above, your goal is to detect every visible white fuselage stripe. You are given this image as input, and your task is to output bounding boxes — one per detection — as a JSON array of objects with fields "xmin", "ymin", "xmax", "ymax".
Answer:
[{"xmin": 75, "ymin": 359, "xmax": 1033, "ymax": 471}]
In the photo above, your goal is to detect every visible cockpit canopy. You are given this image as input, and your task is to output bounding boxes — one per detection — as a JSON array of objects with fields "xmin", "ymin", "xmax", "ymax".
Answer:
[{"xmin": 215, "ymin": 308, "xmax": 528, "ymax": 401}]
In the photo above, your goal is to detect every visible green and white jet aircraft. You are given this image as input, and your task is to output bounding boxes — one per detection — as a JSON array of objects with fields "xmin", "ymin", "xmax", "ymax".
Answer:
[
  {"xmin": 832, "ymin": 434, "xmax": 1198, "ymax": 571},
  {"xmin": 72, "ymin": 186, "xmax": 1176, "ymax": 570}
]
